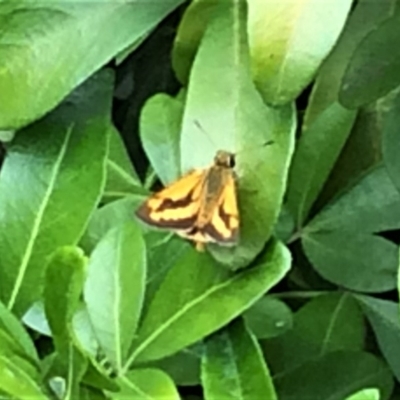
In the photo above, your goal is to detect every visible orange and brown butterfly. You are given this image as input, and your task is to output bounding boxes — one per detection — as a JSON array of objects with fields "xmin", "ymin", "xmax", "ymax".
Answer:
[{"xmin": 135, "ymin": 150, "xmax": 239, "ymax": 252}]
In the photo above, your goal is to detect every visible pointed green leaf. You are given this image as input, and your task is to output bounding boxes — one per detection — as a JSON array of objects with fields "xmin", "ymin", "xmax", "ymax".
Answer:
[
  {"xmin": 179, "ymin": 0, "xmax": 295, "ymax": 267},
  {"xmin": 0, "ymin": 70, "xmax": 112, "ymax": 316},
  {"xmin": 202, "ymin": 318, "xmax": 277, "ymax": 400},
  {"xmin": 0, "ymin": 0, "xmax": 185, "ymax": 129},
  {"xmin": 124, "ymin": 240, "xmax": 291, "ymax": 367},
  {"xmin": 85, "ymin": 222, "xmax": 146, "ymax": 372}
]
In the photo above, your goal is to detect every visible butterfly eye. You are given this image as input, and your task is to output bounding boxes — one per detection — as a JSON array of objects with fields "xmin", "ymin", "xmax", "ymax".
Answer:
[{"xmin": 228, "ymin": 155, "xmax": 236, "ymax": 168}]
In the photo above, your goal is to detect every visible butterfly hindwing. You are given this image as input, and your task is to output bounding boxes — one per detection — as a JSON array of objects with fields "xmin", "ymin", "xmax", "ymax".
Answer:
[{"xmin": 136, "ymin": 170, "xmax": 205, "ymax": 230}]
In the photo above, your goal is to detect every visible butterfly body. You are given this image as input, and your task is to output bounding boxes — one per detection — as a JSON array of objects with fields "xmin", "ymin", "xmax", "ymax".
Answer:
[{"xmin": 136, "ymin": 150, "xmax": 239, "ymax": 251}]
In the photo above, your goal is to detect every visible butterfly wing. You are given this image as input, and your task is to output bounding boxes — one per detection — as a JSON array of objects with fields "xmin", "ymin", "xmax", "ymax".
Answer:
[
  {"xmin": 136, "ymin": 170, "xmax": 205, "ymax": 230},
  {"xmin": 180, "ymin": 169, "xmax": 239, "ymax": 246}
]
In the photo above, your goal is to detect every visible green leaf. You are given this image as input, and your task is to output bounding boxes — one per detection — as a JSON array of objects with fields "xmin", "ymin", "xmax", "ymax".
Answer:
[
  {"xmin": 113, "ymin": 369, "xmax": 180, "ymax": 400},
  {"xmin": 302, "ymin": 165, "xmax": 400, "ymax": 292},
  {"xmin": 44, "ymin": 246, "xmax": 88, "ymax": 399},
  {"xmin": 202, "ymin": 318, "xmax": 277, "ymax": 400},
  {"xmin": 243, "ymin": 296, "xmax": 293, "ymax": 339},
  {"xmin": 84, "ymin": 222, "xmax": 146, "ymax": 372},
  {"xmin": 303, "ymin": 231, "xmax": 398, "ymax": 292},
  {"xmin": 247, "ymin": 0, "xmax": 352, "ymax": 105},
  {"xmin": 0, "ymin": 0, "xmax": 185, "ymax": 129},
  {"xmin": 346, "ymin": 389, "xmax": 380, "ymax": 400},
  {"xmin": 263, "ymin": 293, "xmax": 365, "ymax": 374},
  {"xmin": 0, "ymin": 355, "xmax": 49, "ymax": 400},
  {"xmin": 179, "ymin": 0, "xmax": 295, "ymax": 267},
  {"xmin": 124, "ymin": 239, "xmax": 291, "ymax": 367},
  {"xmin": 274, "ymin": 351, "xmax": 393, "ymax": 400},
  {"xmin": 340, "ymin": 13, "xmax": 400, "ymax": 108},
  {"xmin": 140, "ymin": 93, "xmax": 184, "ymax": 184},
  {"xmin": 104, "ymin": 125, "xmax": 142, "ymax": 201},
  {"xmin": 0, "ymin": 70, "xmax": 112, "ymax": 316},
  {"xmin": 354, "ymin": 295, "xmax": 400, "ymax": 383},
  {"xmin": 382, "ymin": 87, "xmax": 400, "ymax": 193},
  {"xmin": 80, "ymin": 386, "xmax": 108, "ymax": 400}
]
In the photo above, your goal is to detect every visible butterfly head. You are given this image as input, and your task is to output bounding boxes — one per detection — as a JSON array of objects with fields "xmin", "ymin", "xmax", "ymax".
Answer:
[{"xmin": 214, "ymin": 150, "xmax": 235, "ymax": 169}]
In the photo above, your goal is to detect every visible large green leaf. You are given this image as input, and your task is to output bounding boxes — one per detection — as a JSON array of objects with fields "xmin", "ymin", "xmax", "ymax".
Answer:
[
  {"xmin": 247, "ymin": 0, "xmax": 352, "ymax": 105},
  {"xmin": 263, "ymin": 293, "xmax": 365, "ymax": 374},
  {"xmin": 44, "ymin": 246, "xmax": 88, "ymax": 399},
  {"xmin": 302, "ymin": 165, "xmax": 400, "ymax": 292},
  {"xmin": 84, "ymin": 222, "xmax": 146, "ymax": 372},
  {"xmin": 340, "ymin": 13, "xmax": 400, "ymax": 108},
  {"xmin": 123, "ymin": 240, "xmax": 291, "ymax": 368},
  {"xmin": 0, "ymin": 71, "xmax": 111, "ymax": 315},
  {"xmin": 179, "ymin": 0, "xmax": 295, "ymax": 267},
  {"xmin": 0, "ymin": 0, "xmax": 185, "ymax": 129},
  {"xmin": 355, "ymin": 295, "xmax": 400, "ymax": 383},
  {"xmin": 202, "ymin": 318, "xmax": 277, "ymax": 400},
  {"xmin": 274, "ymin": 351, "xmax": 393, "ymax": 400}
]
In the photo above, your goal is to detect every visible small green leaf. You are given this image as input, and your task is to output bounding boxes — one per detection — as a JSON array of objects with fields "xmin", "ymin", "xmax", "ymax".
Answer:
[
  {"xmin": 0, "ymin": 355, "xmax": 49, "ymax": 400},
  {"xmin": 243, "ymin": 296, "xmax": 293, "ymax": 339},
  {"xmin": 0, "ymin": 70, "xmax": 112, "ymax": 316},
  {"xmin": 104, "ymin": 125, "xmax": 142, "ymax": 201},
  {"xmin": 355, "ymin": 295, "xmax": 400, "ymax": 383},
  {"xmin": 124, "ymin": 239, "xmax": 291, "ymax": 367},
  {"xmin": 179, "ymin": 0, "xmax": 295, "ymax": 267},
  {"xmin": 84, "ymin": 222, "xmax": 146, "ymax": 372},
  {"xmin": 247, "ymin": 0, "xmax": 352, "ymax": 105},
  {"xmin": 340, "ymin": 13, "xmax": 400, "ymax": 108},
  {"xmin": 274, "ymin": 351, "xmax": 393, "ymax": 400},
  {"xmin": 140, "ymin": 93, "xmax": 184, "ymax": 184},
  {"xmin": 113, "ymin": 369, "xmax": 180, "ymax": 400},
  {"xmin": 202, "ymin": 318, "xmax": 277, "ymax": 400},
  {"xmin": 44, "ymin": 246, "xmax": 88, "ymax": 399},
  {"xmin": 0, "ymin": 0, "xmax": 186, "ymax": 129}
]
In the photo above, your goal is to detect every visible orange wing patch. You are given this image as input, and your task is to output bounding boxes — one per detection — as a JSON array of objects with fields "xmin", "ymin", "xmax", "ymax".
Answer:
[{"xmin": 136, "ymin": 150, "xmax": 240, "ymax": 251}]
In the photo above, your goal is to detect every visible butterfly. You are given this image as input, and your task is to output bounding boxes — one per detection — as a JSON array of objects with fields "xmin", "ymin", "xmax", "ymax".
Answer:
[{"xmin": 135, "ymin": 150, "xmax": 239, "ymax": 251}]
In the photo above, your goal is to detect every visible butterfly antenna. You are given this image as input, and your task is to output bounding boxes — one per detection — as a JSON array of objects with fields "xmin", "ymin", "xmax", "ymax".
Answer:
[{"xmin": 193, "ymin": 119, "xmax": 218, "ymax": 148}]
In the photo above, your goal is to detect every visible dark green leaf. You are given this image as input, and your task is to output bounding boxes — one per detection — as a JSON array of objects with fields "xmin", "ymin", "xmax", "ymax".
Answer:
[
  {"xmin": 340, "ymin": 13, "xmax": 400, "ymax": 108},
  {"xmin": 355, "ymin": 295, "xmax": 400, "ymax": 383},
  {"xmin": 0, "ymin": 70, "xmax": 112, "ymax": 315},
  {"xmin": 263, "ymin": 293, "xmax": 365, "ymax": 374},
  {"xmin": 202, "ymin": 318, "xmax": 277, "ymax": 400},
  {"xmin": 274, "ymin": 351, "xmax": 394, "ymax": 400},
  {"xmin": 243, "ymin": 296, "xmax": 293, "ymax": 339},
  {"xmin": 84, "ymin": 222, "xmax": 146, "ymax": 372},
  {"xmin": 124, "ymin": 240, "xmax": 291, "ymax": 367}
]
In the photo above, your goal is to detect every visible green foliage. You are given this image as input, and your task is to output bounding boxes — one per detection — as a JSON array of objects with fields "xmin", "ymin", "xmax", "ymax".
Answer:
[{"xmin": 0, "ymin": 0, "xmax": 399, "ymax": 399}]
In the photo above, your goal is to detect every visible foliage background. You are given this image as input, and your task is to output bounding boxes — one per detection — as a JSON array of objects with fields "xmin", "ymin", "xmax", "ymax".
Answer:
[{"xmin": 0, "ymin": 0, "xmax": 400, "ymax": 399}]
